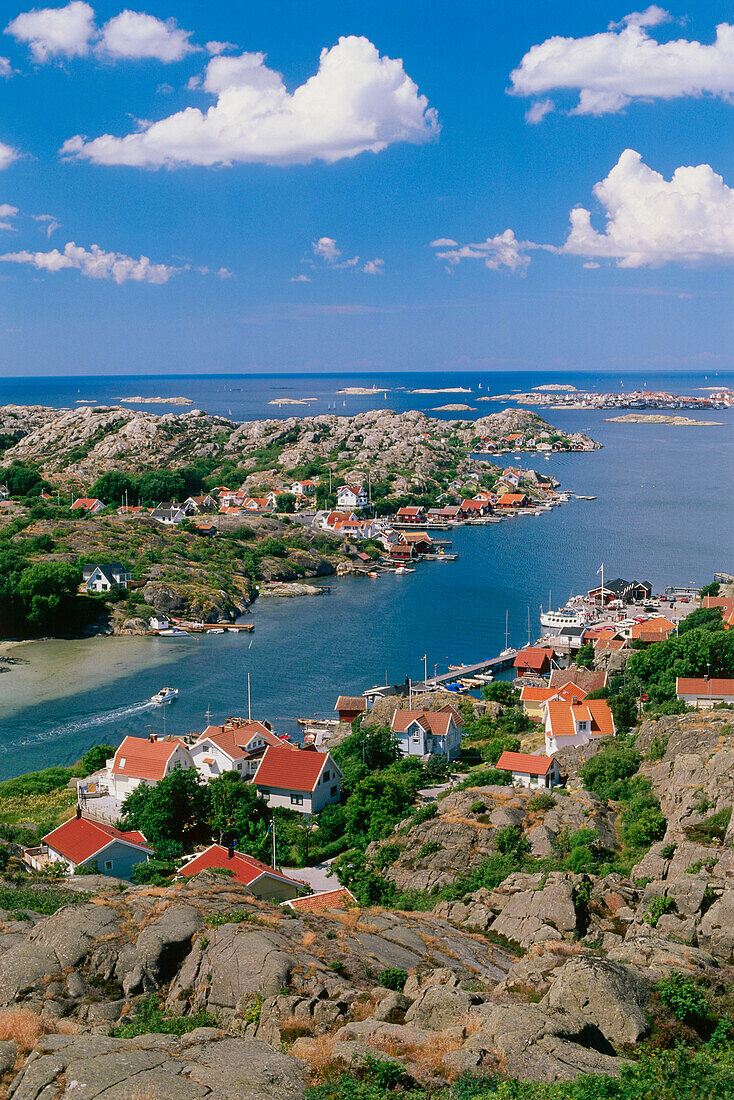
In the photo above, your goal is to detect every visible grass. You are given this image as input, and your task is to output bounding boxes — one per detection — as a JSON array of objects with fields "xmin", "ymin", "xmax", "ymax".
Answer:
[
  {"xmin": 110, "ymin": 995, "xmax": 218, "ymax": 1038},
  {"xmin": 0, "ymin": 1008, "xmax": 47, "ymax": 1053},
  {"xmin": 0, "ymin": 883, "xmax": 87, "ymax": 914}
]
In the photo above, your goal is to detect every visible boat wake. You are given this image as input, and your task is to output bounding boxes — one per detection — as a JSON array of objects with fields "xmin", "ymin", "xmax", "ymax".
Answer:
[{"xmin": 0, "ymin": 699, "xmax": 155, "ymax": 754}]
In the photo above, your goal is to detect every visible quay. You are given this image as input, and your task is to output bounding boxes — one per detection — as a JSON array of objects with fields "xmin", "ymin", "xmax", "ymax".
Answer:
[
  {"xmin": 165, "ymin": 621, "xmax": 254, "ymax": 633},
  {"xmin": 363, "ymin": 650, "xmax": 517, "ymax": 701}
]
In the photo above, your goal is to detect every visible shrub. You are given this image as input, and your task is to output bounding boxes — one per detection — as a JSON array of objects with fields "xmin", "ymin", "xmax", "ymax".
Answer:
[
  {"xmin": 416, "ymin": 841, "xmax": 442, "ymax": 859},
  {"xmin": 0, "ymin": 1007, "xmax": 46, "ymax": 1052},
  {"xmin": 685, "ymin": 807, "xmax": 732, "ymax": 846},
  {"xmin": 656, "ymin": 972, "xmax": 712, "ymax": 1030},
  {"xmin": 469, "ymin": 800, "xmax": 486, "ymax": 814},
  {"xmin": 644, "ymin": 895, "xmax": 676, "ymax": 926},
  {"xmin": 647, "ymin": 735, "xmax": 668, "ymax": 761},
  {"xmin": 378, "ymin": 967, "xmax": 408, "ymax": 992},
  {"xmin": 660, "ymin": 843, "xmax": 677, "ymax": 860},
  {"xmin": 110, "ymin": 995, "xmax": 217, "ymax": 1038},
  {"xmin": 527, "ymin": 792, "xmax": 556, "ymax": 811},
  {"xmin": 410, "ymin": 803, "xmax": 438, "ymax": 826}
]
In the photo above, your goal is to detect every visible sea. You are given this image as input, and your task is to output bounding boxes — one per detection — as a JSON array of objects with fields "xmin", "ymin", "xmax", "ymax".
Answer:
[{"xmin": 0, "ymin": 369, "xmax": 731, "ymax": 781}]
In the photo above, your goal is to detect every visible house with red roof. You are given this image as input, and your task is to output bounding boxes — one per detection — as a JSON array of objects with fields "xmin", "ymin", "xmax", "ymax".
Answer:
[
  {"xmin": 390, "ymin": 705, "xmax": 463, "ymax": 761},
  {"xmin": 543, "ymin": 699, "xmax": 616, "ymax": 754},
  {"xmin": 190, "ymin": 718, "xmax": 295, "ymax": 780},
  {"xmin": 520, "ymin": 682, "xmax": 588, "ymax": 722},
  {"xmin": 337, "ymin": 484, "xmax": 368, "ymax": 510},
  {"xmin": 178, "ymin": 843, "xmax": 309, "ymax": 901},
  {"xmin": 334, "ymin": 696, "xmax": 367, "ymax": 723},
  {"xmin": 71, "ymin": 497, "xmax": 105, "ymax": 514},
  {"xmin": 24, "ymin": 808, "xmax": 151, "ymax": 880},
  {"xmin": 106, "ymin": 735, "xmax": 195, "ymax": 801},
  {"xmin": 284, "ymin": 886, "xmax": 356, "ymax": 912},
  {"xmin": 497, "ymin": 751, "xmax": 560, "ymax": 789},
  {"xmin": 675, "ymin": 677, "xmax": 734, "ymax": 709},
  {"xmin": 396, "ymin": 506, "xmax": 426, "ymax": 523},
  {"xmin": 514, "ymin": 647, "xmax": 555, "ymax": 677},
  {"xmin": 628, "ymin": 616, "xmax": 676, "ymax": 645},
  {"xmin": 253, "ymin": 747, "xmax": 342, "ymax": 814},
  {"xmin": 495, "ymin": 493, "xmax": 529, "ymax": 509}
]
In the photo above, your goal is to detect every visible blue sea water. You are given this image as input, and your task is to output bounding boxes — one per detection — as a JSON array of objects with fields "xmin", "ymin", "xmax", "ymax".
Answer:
[{"xmin": 0, "ymin": 370, "xmax": 731, "ymax": 780}]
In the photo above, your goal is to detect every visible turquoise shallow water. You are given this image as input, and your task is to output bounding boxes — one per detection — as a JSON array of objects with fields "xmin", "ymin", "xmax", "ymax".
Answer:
[{"xmin": 0, "ymin": 369, "xmax": 731, "ymax": 779}]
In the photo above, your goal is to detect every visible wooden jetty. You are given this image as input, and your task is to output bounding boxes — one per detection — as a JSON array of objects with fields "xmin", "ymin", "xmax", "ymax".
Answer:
[{"xmin": 363, "ymin": 650, "xmax": 517, "ymax": 700}]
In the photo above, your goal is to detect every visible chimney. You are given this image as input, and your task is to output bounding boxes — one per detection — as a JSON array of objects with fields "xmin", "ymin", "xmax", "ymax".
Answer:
[
  {"xmin": 149, "ymin": 733, "xmax": 158, "ymax": 743},
  {"xmin": 227, "ymin": 843, "xmax": 235, "ymax": 860},
  {"xmin": 76, "ymin": 806, "xmax": 82, "ymax": 819}
]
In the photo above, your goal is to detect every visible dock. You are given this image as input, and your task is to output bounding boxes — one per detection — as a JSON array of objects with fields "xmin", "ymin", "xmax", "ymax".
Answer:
[
  {"xmin": 363, "ymin": 650, "xmax": 518, "ymax": 700},
  {"xmin": 168, "ymin": 621, "xmax": 254, "ymax": 633}
]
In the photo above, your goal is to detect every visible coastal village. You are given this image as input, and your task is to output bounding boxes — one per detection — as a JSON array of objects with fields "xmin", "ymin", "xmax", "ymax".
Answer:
[{"xmin": 0, "ymin": 401, "xmax": 733, "ymax": 1097}]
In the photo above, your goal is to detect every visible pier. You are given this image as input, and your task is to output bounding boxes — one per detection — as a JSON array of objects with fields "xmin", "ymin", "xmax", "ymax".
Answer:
[{"xmin": 363, "ymin": 650, "xmax": 518, "ymax": 700}]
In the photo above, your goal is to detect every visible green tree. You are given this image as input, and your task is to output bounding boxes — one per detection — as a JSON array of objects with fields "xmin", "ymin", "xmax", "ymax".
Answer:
[
  {"xmin": 275, "ymin": 493, "xmax": 296, "ymax": 513},
  {"xmin": 609, "ymin": 691, "xmax": 639, "ymax": 732},
  {"xmin": 120, "ymin": 767, "xmax": 210, "ymax": 848},
  {"xmin": 575, "ymin": 642, "xmax": 595, "ymax": 668},
  {"xmin": 208, "ymin": 771, "xmax": 269, "ymax": 847},
  {"xmin": 80, "ymin": 744, "xmax": 116, "ymax": 775},
  {"xmin": 580, "ymin": 743, "xmax": 641, "ymax": 801},
  {"xmin": 344, "ymin": 775, "xmax": 412, "ymax": 846},
  {"xmin": 90, "ymin": 471, "xmax": 139, "ymax": 504},
  {"xmin": 482, "ymin": 681, "xmax": 519, "ymax": 705},
  {"xmin": 678, "ymin": 607, "xmax": 724, "ymax": 634}
]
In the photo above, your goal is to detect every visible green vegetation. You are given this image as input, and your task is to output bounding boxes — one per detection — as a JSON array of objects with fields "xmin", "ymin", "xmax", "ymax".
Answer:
[
  {"xmin": 580, "ymin": 740, "xmax": 665, "ymax": 869},
  {"xmin": 0, "ymin": 883, "xmax": 88, "ymax": 914},
  {"xmin": 379, "ymin": 967, "xmax": 408, "ymax": 991},
  {"xmin": 110, "ymin": 994, "xmax": 217, "ymax": 1038},
  {"xmin": 627, "ymin": 626, "xmax": 734, "ymax": 706},
  {"xmin": 0, "ymin": 547, "xmax": 98, "ymax": 638},
  {"xmin": 644, "ymin": 895, "xmax": 676, "ymax": 926}
]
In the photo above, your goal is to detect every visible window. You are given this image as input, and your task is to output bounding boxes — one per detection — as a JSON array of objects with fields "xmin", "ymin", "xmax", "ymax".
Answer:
[
  {"xmin": 237, "ymin": 762, "xmax": 242, "ymax": 771},
  {"xmin": 119, "ymin": 757, "xmax": 126, "ymax": 768},
  {"xmin": 261, "ymin": 789, "xmax": 270, "ymax": 798},
  {"xmin": 330, "ymin": 785, "xmax": 337, "ymax": 797},
  {"xmin": 323, "ymin": 770, "xmax": 330, "ymax": 782},
  {"xmin": 104, "ymin": 860, "xmax": 113, "ymax": 870},
  {"xmin": 202, "ymin": 744, "xmax": 210, "ymax": 751},
  {"xmin": 291, "ymin": 794, "xmax": 304, "ymax": 806}
]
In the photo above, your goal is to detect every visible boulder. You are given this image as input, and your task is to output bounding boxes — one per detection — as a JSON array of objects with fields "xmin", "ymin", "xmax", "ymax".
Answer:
[
  {"xmin": 404, "ymin": 985, "xmax": 474, "ymax": 1030},
  {"xmin": 117, "ymin": 904, "xmax": 203, "ymax": 996},
  {"xmin": 543, "ymin": 956, "xmax": 651, "ymax": 1046},
  {"xmin": 489, "ymin": 873, "xmax": 578, "ymax": 948}
]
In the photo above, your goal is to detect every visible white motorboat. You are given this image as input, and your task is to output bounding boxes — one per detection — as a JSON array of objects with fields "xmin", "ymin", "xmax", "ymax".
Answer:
[
  {"xmin": 150, "ymin": 687, "xmax": 179, "ymax": 705},
  {"xmin": 158, "ymin": 627, "xmax": 190, "ymax": 637},
  {"xmin": 539, "ymin": 608, "xmax": 591, "ymax": 630}
]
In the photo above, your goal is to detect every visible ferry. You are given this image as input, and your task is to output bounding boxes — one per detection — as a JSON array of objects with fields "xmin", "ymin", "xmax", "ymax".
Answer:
[
  {"xmin": 150, "ymin": 687, "xmax": 179, "ymax": 705},
  {"xmin": 539, "ymin": 607, "xmax": 592, "ymax": 631}
]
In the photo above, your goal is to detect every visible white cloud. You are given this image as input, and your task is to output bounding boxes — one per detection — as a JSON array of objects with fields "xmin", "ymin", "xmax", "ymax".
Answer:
[
  {"xmin": 362, "ymin": 258, "xmax": 384, "ymax": 275},
  {"xmin": 6, "ymin": 1, "xmax": 95, "ymax": 62},
  {"xmin": 61, "ymin": 35, "xmax": 439, "ymax": 166},
  {"xmin": 525, "ymin": 98, "xmax": 553, "ymax": 124},
  {"xmin": 290, "ymin": 273, "xmax": 311, "ymax": 282},
  {"xmin": 0, "ymin": 56, "xmax": 13, "ymax": 76},
  {"xmin": 99, "ymin": 10, "xmax": 196, "ymax": 62},
  {"xmin": 205, "ymin": 40, "xmax": 237, "ymax": 56},
  {"xmin": 429, "ymin": 237, "xmax": 457, "ymax": 247},
  {"xmin": 33, "ymin": 213, "xmax": 60, "ymax": 236},
  {"xmin": 0, "ymin": 142, "xmax": 18, "ymax": 169},
  {"xmin": 0, "ymin": 203, "xmax": 18, "ymax": 229},
  {"xmin": 561, "ymin": 149, "xmax": 734, "ymax": 267},
  {"xmin": 313, "ymin": 236, "xmax": 340, "ymax": 263},
  {"xmin": 431, "ymin": 230, "xmax": 531, "ymax": 273},
  {"xmin": 510, "ymin": 10, "xmax": 734, "ymax": 116},
  {"xmin": 0, "ymin": 239, "xmax": 182, "ymax": 282}
]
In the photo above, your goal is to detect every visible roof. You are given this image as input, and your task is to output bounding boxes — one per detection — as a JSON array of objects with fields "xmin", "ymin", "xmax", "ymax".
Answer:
[
  {"xmin": 253, "ymin": 746, "xmax": 337, "ymax": 793},
  {"xmin": 194, "ymin": 721, "xmax": 289, "ymax": 760},
  {"xmin": 545, "ymin": 699, "xmax": 616, "ymax": 740},
  {"xmin": 676, "ymin": 677, "xmax": 734, "ymax": 697},
  {"xmin": 629, "ymin": 616, "xmax": 675, "ymax": 640},
  {"xmin": 391, "ymin": 707, "xmax": 462, "ymax": 737},
  {"xmin": 496, "ymin": 493, "xmax": 527, "ymax": 505},
  {"xmin": 111, "ymin": 736, "xmax": 186, "ymax": 781},
  {"xmin": 286, "ymin": 887, "xmax": 356, "ymax": 912},
  {"xmin": 43, "ymin": 815, "xmax": 150, "ymax": 865},
  {"xmin": 497, "ymin": 751, "xmax": 555, "ymax": 776},
  {"xmin": 401, "ymin": 531, "xmax": 432, "ymax": 543},
  {"xmin": 520, "ymin": 683, "xmax": 588, "ymax": 704},
  {"xmin": 338, "ymin": 485, "xmax": 364, "ymax": 495},
  {"xmin": 71, "ymin": 498, "xmax": 103, "ymax": 509},
  {"xmin": 549, "ymin": 668, "xmax": 608, "ymax": 693},
  {"xmin": 514, "ymin": 647, "xmax": 554, "ymax": 670},
  {"xmin": 334, "ymin": 696, "xmax": 367, "ymax": 713},
  {"xmin": 397, "ymin": 507, "xmax": 424, "ymax": 516},
  {"xmin": 703, "ymin": 596, "xmax": 734, "ymax": 612},
  {"xmin": 179, "ymin": 844, "xmax": 307, "ymax": 892}
]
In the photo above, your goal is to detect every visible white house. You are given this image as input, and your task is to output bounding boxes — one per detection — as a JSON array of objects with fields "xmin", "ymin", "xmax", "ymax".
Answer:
[
  {"xmin": 543, "ymin": 699, "xmax": 615, "ymax": 755},
  {"xmin": 337, "ymin": 484, "xmax": 368, "ymax": 510},
  {"xmin": 253, "ymin": 746, "xmax": 342, "ymax": 814},
  {"xmin": 106, "ymin": 735, "xmax": 195, "ymax": 801},
  {"xmin": 390, "ymin": 706, "xmax": 463, "ymax": 761},
  {"xmin": 149, "ymin": 615, "xmax": 170, "ymax": 631},
  {"xmin": 291, "ymin": 480, "xmax": 317, "ymax": 496},
  {"xmin": 150, "ymin": 505, "xmax": 188, "ymax": 525},
  {"xmin": 183, "ymin": 494, "xmax": 218, "ymax": 513},
  {"xmin": 82, "ymin": 562, "xmax": 132, "ymax": 593},
  {"xmin": 71, "ymin": 497, "xmax": 105, "ymax": 514},
  {"xmin": 496, "ymin": 750, "xmax": 560, "ymax": 789},
  {"xmin": 0, "ymin": 485, "xmax": 9, "ymax": 501},
  {"xmin": 24, "ymin": 809, "xmax": 151, "ymax": 880},
  {"xmin": 676, "ymin": 677, "xmax": 734, "ymax": 709},
  {"xmin": 190, "ymin": 718, "xmax": 295, "ymax": 780}
]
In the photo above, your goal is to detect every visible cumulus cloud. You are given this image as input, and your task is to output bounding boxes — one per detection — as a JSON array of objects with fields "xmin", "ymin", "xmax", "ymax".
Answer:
[
  {"xmin": 60, "ymin": 35, "xmax": 439, "ymax": 166},
  {"xmin": 0, "ymin": 240, "xmax": 182, "ymax": 282},
  {"xmin": 525, "ymin": 98, "xmax": 553, "ymax": 124},
  {"xmin": 6, "ymin": 1, "xmax": 95, "ymax": 61},
  {"xmin": 205, "ymin": 40, "xmax": 237, "ymax": 56},
  {"xmin": 0, "ymin": 203, "xmax": 18, "ymax": 230},
  {"xmin": 362, "ymin": 258, "xmax": 384, "ymax": 275},
  {"xmin": 431, "ymin": 230, "xmax": 531, "ymax": 274},
  {"xmin": 0, "ymin": 57, "xmax": 13, "ymax": 76},
  {"xmin": 0, "ymin": 142, "xmax": 18, "ymax": 169},
  {"xmin": 510, "ymin": 9, "xmax": 734, "ymax": 117},
  {"xmin": 561, "ymin": 149, "xmax": 734, "ymax": 267},
  {"xmin": 313, "ymin": 237, "xmax": 341, "ymax": 263},
  {"xmin": 98, "ymin": 10, "xmax": 197, "ymax": 62}
]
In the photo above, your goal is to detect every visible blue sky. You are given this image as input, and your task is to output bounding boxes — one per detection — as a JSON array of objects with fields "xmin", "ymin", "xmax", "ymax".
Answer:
[{"xmin": 0, "ymin": 0, "xmax": 733, "ymax": 375}]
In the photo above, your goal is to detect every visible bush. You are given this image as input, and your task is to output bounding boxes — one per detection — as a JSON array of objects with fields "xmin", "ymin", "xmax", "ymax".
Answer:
[
  {"xmin": 656, "ymin": 972, "xmax": 712, "ymax": 1029},
  {"xmin": 527, "ymin": 792, "xmax": 556, "ymax": 811},
  {"xmin": 644, "ymin": 895, "xmax": 676, "ymax": 926},
  {"xmin": 378, "ymin": 967, "xmax": 408, "ymax": 992},
  {"xmin": 647, "ymin": 735, "xmax": 668, "ymax": 761},
  {"xmin": 459, "ymin": 767, "xmax": 512, "ymax": 789},
  {"xmin": 110, "ymin": 995, "xmax": 217, "ymax": 1037}
]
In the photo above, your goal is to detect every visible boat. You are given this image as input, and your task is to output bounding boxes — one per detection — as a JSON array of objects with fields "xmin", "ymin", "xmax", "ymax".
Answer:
[
  {"xmin": 448, "ymin": 664, "xmax": 465, "ymax": 671},
  {"xmin": 150, "ymin": 687, "xmax": 178, "ymax": 704},
  {"xmin": 278, "ymin": 733, "xmax": 292, "ymax": 741},
  {"xmin": 208, "ymin": 627, "xmax": 225, "ymax": 634},
  {"xmin": 539, "ymin": 607, "xmax": 591, "ymax": 630},
  {"xmin": 499, "ymin": 647, "xmax": 517, "ymax": 658},
  {"xmin": 158, "ymin": 627, "xmax": 190, "ymax": 637}
]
